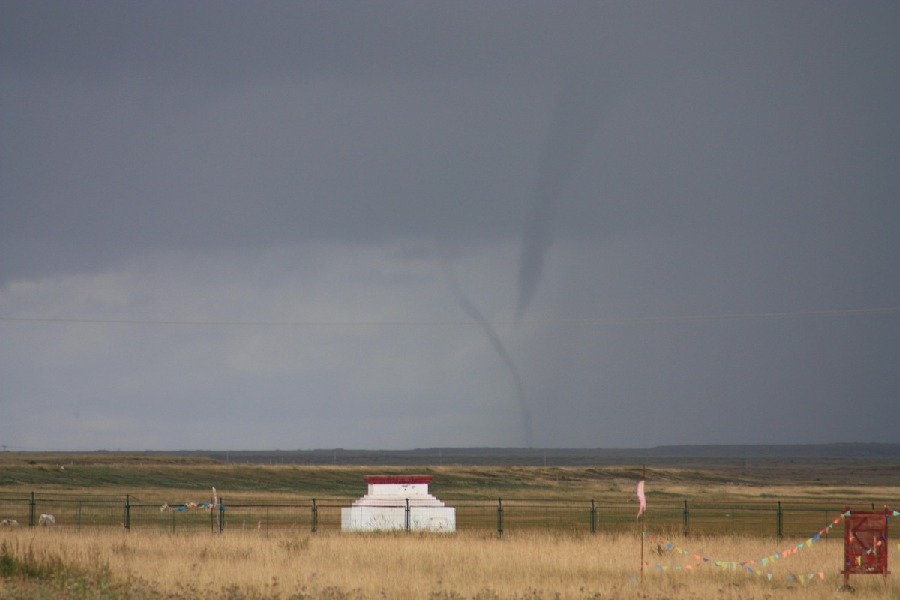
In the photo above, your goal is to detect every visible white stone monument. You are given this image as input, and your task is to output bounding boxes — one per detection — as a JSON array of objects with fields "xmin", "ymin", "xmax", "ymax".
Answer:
[{"xmin": 341, "ymin": 475, "xmax": 456, "ymax": 532}]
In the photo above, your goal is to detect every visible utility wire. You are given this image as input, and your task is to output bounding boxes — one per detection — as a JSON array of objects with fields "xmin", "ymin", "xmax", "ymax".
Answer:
[{"xmin": 0, "ymin": 306, "xmax": 898, "ymax": 328}]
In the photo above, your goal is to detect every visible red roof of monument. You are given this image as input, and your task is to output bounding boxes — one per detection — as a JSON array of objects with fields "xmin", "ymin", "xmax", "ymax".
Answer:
[{"xmin": 364, "ymin": 475, "xmax": 434, "ymax": 485}]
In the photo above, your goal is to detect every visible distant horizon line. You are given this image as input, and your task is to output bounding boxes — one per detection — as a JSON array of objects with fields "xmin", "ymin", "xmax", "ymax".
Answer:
[{"xmin": 5, "ymin": 442, "xmax": 900, "ymax": 453}]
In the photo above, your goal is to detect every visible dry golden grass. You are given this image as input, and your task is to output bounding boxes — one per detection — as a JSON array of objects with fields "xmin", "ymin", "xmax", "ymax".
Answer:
[
  {"xmin": 2, "ymin": 455, "xmax": 899, "ymax": 597},
  {"xmin": 2, "ymin": 527, "xmax": 897, "ymax": 599}
]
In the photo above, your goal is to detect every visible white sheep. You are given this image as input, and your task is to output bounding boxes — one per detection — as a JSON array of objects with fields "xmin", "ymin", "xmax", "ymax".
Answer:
[
  {"xmin": 38, "ymin": 513, "xmax": 55, "ymax": 526},
  {"xmin": 1, "ymin": 519, "xmax": 19, "ymax": 526}
]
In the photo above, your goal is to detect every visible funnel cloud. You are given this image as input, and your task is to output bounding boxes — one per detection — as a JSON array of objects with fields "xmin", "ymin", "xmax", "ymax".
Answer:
[{"xmin": 516, "ymin": 65, "xmax": 608, "ymax": 321}]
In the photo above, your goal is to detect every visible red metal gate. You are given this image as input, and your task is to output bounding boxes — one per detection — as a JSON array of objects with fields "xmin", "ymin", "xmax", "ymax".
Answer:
[{"xmin": 842, "ymin": 509, "xmax": 891, "ymax": 585}]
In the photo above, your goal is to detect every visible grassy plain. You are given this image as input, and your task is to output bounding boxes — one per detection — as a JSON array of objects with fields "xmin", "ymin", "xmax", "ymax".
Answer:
[
  {"xmin": 2, "ymin": 451, "xmax": 899, "ymax": 502},
  {"xmin": 2, "ymin": 528, "xmax": 897, "ymax": 599},
  {"xmin": 1, "ymin": 452, "xmax": 899, "ymax": 599}
]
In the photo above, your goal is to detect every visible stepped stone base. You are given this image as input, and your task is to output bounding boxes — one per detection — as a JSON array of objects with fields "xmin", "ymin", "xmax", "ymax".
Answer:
[{"xmin": 341, "ymin": 475, "xmax": 456, "ymax": 532}]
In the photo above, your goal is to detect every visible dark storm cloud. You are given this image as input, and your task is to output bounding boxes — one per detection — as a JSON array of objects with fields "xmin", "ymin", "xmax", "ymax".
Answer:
[
  {"xmin": 1, "ymin": 1, "xmax": 899, "ymax": 450},
  {"xmin": 0, "ymin": 1, "xmax": 610, "ymax": 283},
  {"xmin": 5, "ymin": 2, "xmax": 899, "ymax": 275}
]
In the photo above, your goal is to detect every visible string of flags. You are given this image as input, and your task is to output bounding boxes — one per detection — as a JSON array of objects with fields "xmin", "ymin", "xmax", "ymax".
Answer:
[
  {"xmin": 642, "ymin": 510, "xmax": 900, "ymax": 584},
  {"xmin": 634, "ymin": 472, "xmax": 896, "ymax": 584}
]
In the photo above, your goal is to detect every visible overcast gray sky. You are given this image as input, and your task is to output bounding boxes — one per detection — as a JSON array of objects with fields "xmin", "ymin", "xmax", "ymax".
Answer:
[{"xmin": 2, "ymin": 1, "xmax": 898, "ymax": 451}]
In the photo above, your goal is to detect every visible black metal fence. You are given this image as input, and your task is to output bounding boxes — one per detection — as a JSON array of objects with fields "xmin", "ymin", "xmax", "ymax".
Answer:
[{"xmin": 0, "ymin": 491, "xmax": 893, "ymax": 539}]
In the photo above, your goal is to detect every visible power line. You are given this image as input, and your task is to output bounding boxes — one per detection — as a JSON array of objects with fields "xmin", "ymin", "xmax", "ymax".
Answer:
[{"xmin": 0, "ymin": 306, "xmax": 898, "ymax": 328}]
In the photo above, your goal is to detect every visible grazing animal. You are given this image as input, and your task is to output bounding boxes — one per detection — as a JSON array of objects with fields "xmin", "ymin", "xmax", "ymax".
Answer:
[
  {"xmin": 38, "ymin": 513, "xmax": 55, "ymax": 526},
  {"xmin": 1, "ymin": 519, "xmax": 19, "ymax": 526}
]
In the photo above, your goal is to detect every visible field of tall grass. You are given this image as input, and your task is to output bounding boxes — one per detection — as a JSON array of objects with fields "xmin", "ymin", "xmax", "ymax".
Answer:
[
  {"xmin": 1, "ymin": 527, "xmax": 897, "ymax": 599},
  {"xmin": 1, "ymin": 454, "xmax": 898, "ymax": 598}
]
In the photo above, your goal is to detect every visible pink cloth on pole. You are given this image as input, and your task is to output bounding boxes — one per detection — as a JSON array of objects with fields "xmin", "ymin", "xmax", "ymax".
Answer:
[{"xmin": 636, "ymin": 480, "xmax": 646, "ymax": 517}]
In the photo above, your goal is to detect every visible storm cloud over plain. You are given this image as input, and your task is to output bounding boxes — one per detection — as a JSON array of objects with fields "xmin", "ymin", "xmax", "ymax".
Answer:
[{"xmin": 2, "ymin": 2, "xmax": 898, "ymax": 451}]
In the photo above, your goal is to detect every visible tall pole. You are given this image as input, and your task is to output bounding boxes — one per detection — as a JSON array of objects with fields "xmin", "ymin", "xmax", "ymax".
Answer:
[{"xmin": 640, "ymin": 517, "xmax": 644, "ymax": 581}]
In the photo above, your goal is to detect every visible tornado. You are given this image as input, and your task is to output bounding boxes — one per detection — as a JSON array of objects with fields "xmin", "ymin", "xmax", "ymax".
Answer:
[
  {"xmin": 516, "ymin": 67, "xmax": 606, "ymax": 321},
  {"xmin": 442, "ymin": 260, "xmax": 534, "ymax": 448}
]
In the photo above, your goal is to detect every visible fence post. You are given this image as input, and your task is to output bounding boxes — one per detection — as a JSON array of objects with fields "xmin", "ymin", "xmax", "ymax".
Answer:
[
  {"xmin": 29, "ymin": 492, "xmax": 35, "ymax": 527},
  {"xmin": 776, "ymin": 501, "xmax": 783, "ymax": 540},
  {"xmin": 590, "ymin": 499, "xmax": 596, "ymax": 534},
  {"xmin": 311, "ymin": 499, "xmax": 318, "ymax": 534},
  {"xmin": 683, "ymin": 500, "xmax": 690, "ymax": 537},
  {"xmin": 124, "ymin": 495, "xmax": 131, "ymax": 531},
  {"xmin": 497, "ymin": 497, "xmax": 504, "ymax": 537},
  {"xmin": 405, "ymin": 498, "xmax": 410, "ymax": 533},
  {"xmin": 218, "ymin": 499, "xmax": 225, "ymax": 533}
]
